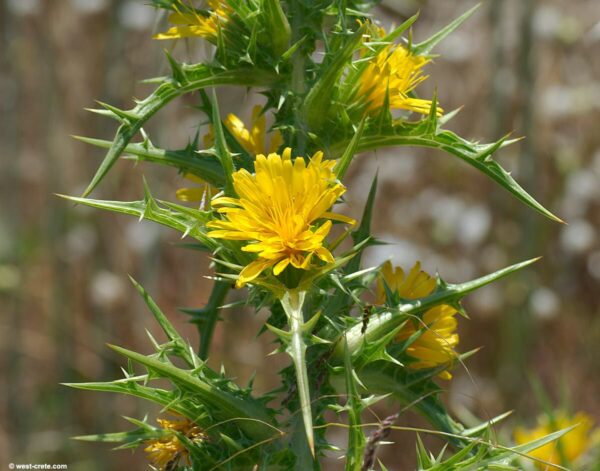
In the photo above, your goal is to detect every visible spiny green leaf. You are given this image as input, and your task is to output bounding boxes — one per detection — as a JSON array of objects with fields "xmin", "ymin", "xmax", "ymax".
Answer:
[
  {"xmin": 338, "ymin": 320, "xmax": 407, "ymax": 370},
  {"xmin": 196, "ymin": 281, "xmax": 231, "ymax": 360},
  {"xmin": 163, "ymin": 49, "xmax": 187, "ymax": 84},
  {"xmin": 474, "ymin": 426, "xmax": 577, "ymax": 470},
  {"xmin": 128, "ymin": 276, "xmax": 196, "ymax": 367},
  {"xmin": 382, "ymin": 12, "xmax": 420, "ymax": 43},
  {"xmin": 334, "ymin": 117, "xmax": 365, "ymax": 180},
  {"xmin": 73, "ymin": 428, "xmax": 155, "ymax": 444},
  {"xmin": 57, "ymin": 194, "xmax": 216, "ymax": 248},
  {"xmin": 83, "ymin": 66, "xmax": 279, "ymax": 197},
  {"xmin": 349, "ymin": 171, "xmax": 378, "ymax": 265},
  {"xmin": 107, "ymin": 344, "xmax": 277, "ymax": 442},
  {"xmin": 94, "ymin": 101, "xmax": 139, "ymax": 123},
  {"xmin": 297, "ymin": 250, "xmax": 359, "ymax": 291},
  {"xmin": 63, "ymin": 378, "xmax": 202, "ymax": 421},
  {"xmin": 303, "ymin": 25, "xmax": 365, "ymax": 129},
  {"xmin": 416, "ymin": 434, "xmax": 435, "ymax": 468},
  {"xmin": 412, "ymin": 4, "xmax": 480, "ymax": 56},
  {"xmin": 262, "ymin": 0, "xmax": 291, "ymax": 56},
  {"xmin": 73, "ymin": 136, "xmax": 226, "ymax": 187},
  {"xmin": 332, "ymin": 124, "xmax": 562, "ymax": 222},
  {"xmin": 265, "ymin": 323, "xmax": 293, "ymax": 342},
  {"xmin": 210, "ymin": 91, "xmax": 236, "ymax": 196},
  {"xmin": 462, "ymin": 411, "xmax": 513, "ymax": 437}
]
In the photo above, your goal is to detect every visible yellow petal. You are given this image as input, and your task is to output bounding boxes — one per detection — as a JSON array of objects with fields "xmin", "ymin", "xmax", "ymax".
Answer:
[
  {"xmin": 176, "ymin": 188, "xmax": 204, "ymax": 202},
  {"xmin": 237, "ymin": 259, "xmax": 274, "ymax": 287},
  {"xmin": 322, "ymin": 211, "xmax": 356, "ymax": 225},
  {"xmin": 273, "ymin": 258, "xmax": 291, "ymax": 276}
]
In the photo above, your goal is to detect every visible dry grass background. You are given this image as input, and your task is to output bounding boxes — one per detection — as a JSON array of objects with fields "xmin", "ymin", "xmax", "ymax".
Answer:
[{"xmin": 1, "ymin": 0, "xmax": 599, "ymax": 469}]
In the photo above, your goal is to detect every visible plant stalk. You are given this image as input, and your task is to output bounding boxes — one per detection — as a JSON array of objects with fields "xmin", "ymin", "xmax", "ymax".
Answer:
[
  {"xmin": 280, "ymin": 289, "xmax": 315, "ymax": 457},
  {"xmin": 289, "ymin": 0, "xmax": 307, "ymax": 155}
]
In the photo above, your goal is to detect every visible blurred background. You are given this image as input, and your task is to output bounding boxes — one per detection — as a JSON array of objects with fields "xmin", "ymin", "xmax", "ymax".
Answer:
[{"xmin": 1, "ymin": 0, "xmax": 599, "ymax": 469}]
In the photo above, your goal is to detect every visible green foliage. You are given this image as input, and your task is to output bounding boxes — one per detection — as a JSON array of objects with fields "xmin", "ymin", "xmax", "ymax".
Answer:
[
  {"xmin": 414, "ymin": 426, "xmax": 577, "ymax": 470},
  {"xmin": 64, "ymin": 1, "xmax": 575, "ymax": 469},
  {"xmin": 82, "ymin": 65, "xmax": 280, "ymax": 197}
]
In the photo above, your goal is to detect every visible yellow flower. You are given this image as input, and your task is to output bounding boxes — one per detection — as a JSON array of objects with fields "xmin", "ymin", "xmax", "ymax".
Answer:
[
  {"xmin": 376, "ymin": 261, "xmax": 459, "ymax": 379},
  {"xmin": 154, "ymin": 0, "xmax": 230, "ymax": 41},
  {"xmin": 144, "ymin": 416, "xmax": 205, "ymax": 470},
  {"xmin": 176, "ymin": 173, "xmax": 218, "ymax": 205},
  {"xmin": 515, "ymin": 412, "xmax": 594, "ymax": 468},
  {"xmin": 204, "ymin": 105, "xmax": 283, "ymax": 155},
  {"xmin": 207, "ymin": 148, "xmax": 354, "ymax": 287},
  {"xmin": 356, "ymin": 42, "xmax": 441, "ymax": 117}
]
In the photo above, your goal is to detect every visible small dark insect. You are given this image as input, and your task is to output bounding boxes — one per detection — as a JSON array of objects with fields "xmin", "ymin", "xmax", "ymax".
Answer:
[{"xmin": 361, "ymin": 305, "xmax": 373, "ymax": 334}]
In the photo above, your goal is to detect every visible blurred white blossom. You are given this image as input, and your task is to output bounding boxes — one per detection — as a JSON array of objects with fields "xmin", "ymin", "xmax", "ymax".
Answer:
[
  {"xmin": 560, "ymin": 220, "xmax": 596, "ymax": 254},
  {"xmin": 587, "ymin": 251, "xmax": 600, "ymax": 281},
  {"xmin": 125, "ymin": 220, "xmax": 163, "ymax": 255},
  {"xmin": 70, "ymin": 0, "xmax": 108, "ymax": 14},
  {"xmin": 7, "ymin": 0, "xmax": 40, "ymax": 15},
  {"xmin": 530, "ymin": 287, "xmax": 560, "ymax": 320},
  {"xmin": 457, "ymin": 205, "xmax": 491, "ymax": 247},
  {"xmin": 119, "ymin": 0, "xmax": 156, "ymax": 31},
  {"xmin": 90, "ymin": 271, "xmax": 126, "ymax": 307}
]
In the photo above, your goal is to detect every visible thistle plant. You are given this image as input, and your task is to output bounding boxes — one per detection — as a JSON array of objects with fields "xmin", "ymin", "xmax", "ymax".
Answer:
[{"xmin": 63, "ymin": 1, "xmax": 590, "ymax": 469}]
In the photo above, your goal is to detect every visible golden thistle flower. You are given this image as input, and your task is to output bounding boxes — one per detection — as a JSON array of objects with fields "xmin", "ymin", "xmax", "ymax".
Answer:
[
  {"xmin": 515, "ymin": 412, "xmax": 594, "ymax": 468},
  {"xmin": 377, "ymin": 261, "xmax": 459, "ymax": 379},
  {"xmin": 144, "ymin": 416, "xmax": 205, "ymax": 470},
  {"xmin": 207, "ymin": 148, "xmax": 354, "ymax": 287},
  {"xmin": 154, "ymin": 0, "xmax": 230, "ymax": 41},
  {"xmin": 356, "ymin": 42, "xmax": 441, "ymax": 117},
  {"xmin": 204, "ymin": 105, "xmax": 283, "ymax": 156}
]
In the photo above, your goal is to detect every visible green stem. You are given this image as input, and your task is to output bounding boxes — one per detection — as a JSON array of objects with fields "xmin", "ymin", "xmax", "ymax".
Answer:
[
  {"xmin": 290, "ymin": 1, "xmax": 307, "ymax": 155},
  {"xmin": 199, "ymin": 280, "xmax": 231, "ymax": 360},
  {"xmin": 280, "ymin": 290, "xmax": 315, "ymax": 457}
]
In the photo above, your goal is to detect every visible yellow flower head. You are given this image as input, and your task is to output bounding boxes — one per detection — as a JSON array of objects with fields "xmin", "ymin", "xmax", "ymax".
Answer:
[
  {"xmin": 204, "ymin": 105, "xmax": 283, "ymax": 155},
  {"xmin": 154, "ymin": 0, "xmax": 230, "ymax": 41},
  {"xmin": 515, "ymin": 412, "xmax": 594, "ymax": 468},
  {"xmin": 356, "ymin": 41, "xmax": 441, "ymax": 117},
  {"xmin": 207, "ymin": 148, "xmax": 354, "ymax": 287},
  {"xmin": 144, "ymin": 416, "xmax": 205, "ymax": 470},
  {"xmin": 376, "ymin": 261, "xmax": 459, "ymax": 379}
]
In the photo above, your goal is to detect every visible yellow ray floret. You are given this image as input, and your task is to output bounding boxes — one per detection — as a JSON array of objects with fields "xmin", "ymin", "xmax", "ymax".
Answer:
[
  {"xmin": 515, "ymin": 412, "xmax": 594, "ymax": 468},
  {"xmin": 144, "ymin": 416, "xmax": 205, "ymax": 470},
  {"xmin": 207, "ymin": 148, "xmax": 355, "ymax": 287},
  {"xmin": 204, "ymin": 105, "xmax": 283, "ymax": 155},
  {"xmin": 357, "ymin": 44, "xmax": 441, "ymax": 117},
  {"xmin": 377, "ymin": 261, "xmax": 458, "ymax": 379},
  {"xmin": 154, "ymin": 0, "xmax": 230, "ymax": 41}
]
